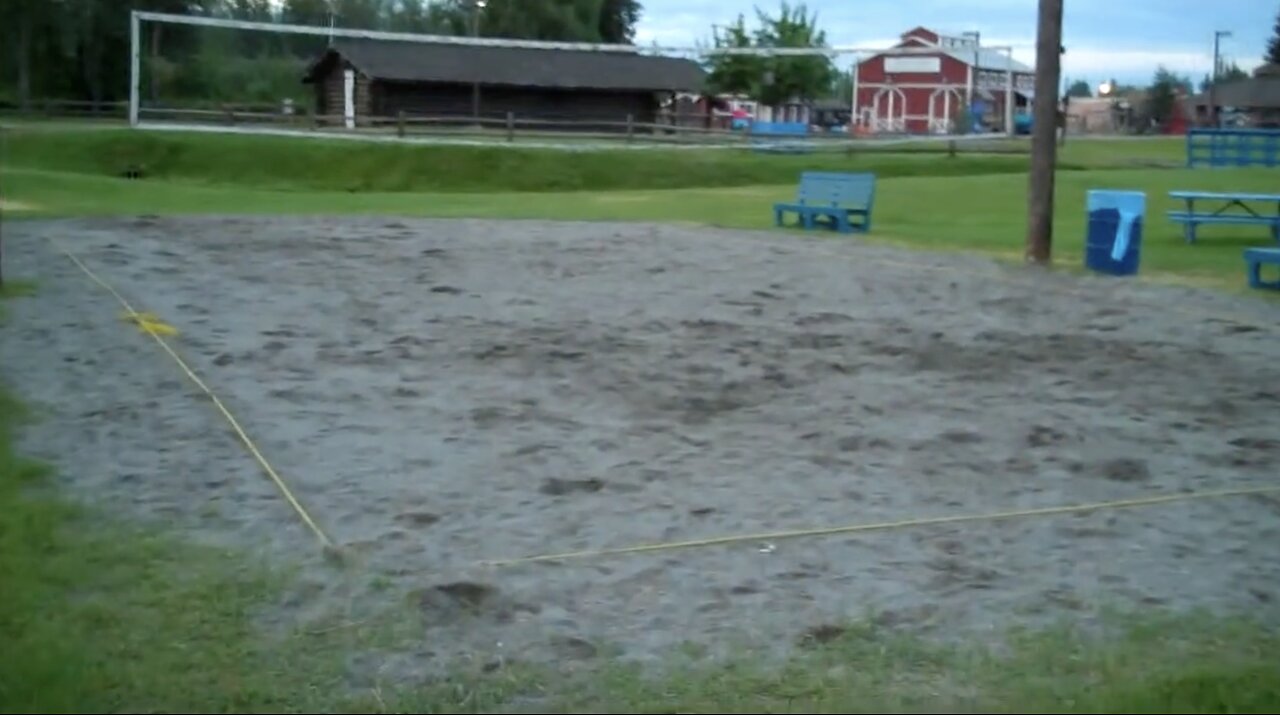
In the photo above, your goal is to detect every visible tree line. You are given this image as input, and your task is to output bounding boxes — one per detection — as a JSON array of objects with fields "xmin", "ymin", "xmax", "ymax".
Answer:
[{"xmin": 0, "ymin": 0, "xmax": 643, "ymax": 108}]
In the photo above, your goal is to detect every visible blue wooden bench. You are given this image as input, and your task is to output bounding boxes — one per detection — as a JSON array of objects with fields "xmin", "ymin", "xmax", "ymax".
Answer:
[
  {"xmin": 1244, "ymin": 247, "xmax": 1280, "ymax": 290},
  {"xmin": 774, "ymin": 171, "xmax": 876, "ymax": 234},
  {"xmin": 1167, "ymin": 191, "xmax": 1280, "ymax": 243},
  {"xmin": 750, "ymin": 121, "xmax": 813, "ymax": 154}
]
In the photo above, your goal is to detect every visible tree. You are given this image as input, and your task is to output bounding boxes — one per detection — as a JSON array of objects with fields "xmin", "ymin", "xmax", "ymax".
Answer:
[
  {"xmin": 703, "ymin": 2, "xmax": 837, "ymax": 107},
  {"xmin": 1268, "ymin": 7, "xmax": 1280, "ymax": 64},
  {"xmin": 704, "ymin": 14, "xmax": 765, "ymax": 97},
  {"xmin": 1065, "ymin": 79, "xmax": 1091, "ymax": 98},
  {"xmin": 752, "ymin": 2, "xmax": 837, "ymax": 105},
  {"xmin": 1143, "ymin": 65, "xmax": 1191, "ymax": 129},
  {"xmin": 0, "ymin": 0, "xmax": 47, "ymax": 108},
  {"xmin": 1199, "ymin": 61, "xmax": 1249, "ymax": 91},
  {"xmin": 281, "ymin": 0, "xmax": 332, "ymax": 27},
  {"xmin": 598, "ymin": 0, "xmax": 641, "ymax": 43}
]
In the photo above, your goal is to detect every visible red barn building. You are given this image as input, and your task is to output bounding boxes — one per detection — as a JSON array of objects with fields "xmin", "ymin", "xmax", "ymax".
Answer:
[{"xmin": 854, "ymin": 27, "xmax": 1035, "ymax": 135}]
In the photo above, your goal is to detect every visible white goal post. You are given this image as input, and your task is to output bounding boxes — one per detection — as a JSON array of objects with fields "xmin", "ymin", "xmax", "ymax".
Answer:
[{"xmin": 128, "ymin": 10, "xmax": 1022, "ymax": 140}]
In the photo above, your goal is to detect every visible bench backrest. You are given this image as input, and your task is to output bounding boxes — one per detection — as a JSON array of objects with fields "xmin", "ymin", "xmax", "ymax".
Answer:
[
  {"xmin": 751, "ymin": 121, "xmax": 810, "ymax": 136},
  {"xmin": 795, "ymin": 171, "xmax": 876, "ymax": 208}
]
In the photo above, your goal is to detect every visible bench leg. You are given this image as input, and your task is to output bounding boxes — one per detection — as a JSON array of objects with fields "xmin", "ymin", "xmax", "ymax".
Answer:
[
  {"xmin": 1184, "ymin": 220, "xmax": 1197, "ymax": 244},
  {"xmin": 1249, "ymin": 261, "xmax": 1262, "ymax": 289}
]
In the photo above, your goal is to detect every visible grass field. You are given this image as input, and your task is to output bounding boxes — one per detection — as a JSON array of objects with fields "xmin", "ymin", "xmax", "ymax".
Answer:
[
  {"xmin": 5, "ymin": 129, "xmax": 1274, "ymax": 294},
  {"xmin": 3, "ymin": 127, "xmax": 1280, "ymax": 712}
]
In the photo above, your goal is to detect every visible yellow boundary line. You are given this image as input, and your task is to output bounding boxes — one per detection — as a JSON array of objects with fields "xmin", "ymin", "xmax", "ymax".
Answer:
[
  {"xmin": 480, "ymin": 484, "xmax": 1280, "ymax": 567},
  {"xmin": 52, "ymin": 240, "xmax": 337, "ymax": 552}
]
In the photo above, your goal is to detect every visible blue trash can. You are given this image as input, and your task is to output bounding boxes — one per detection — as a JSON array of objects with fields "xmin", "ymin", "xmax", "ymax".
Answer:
[{"xmin": 1085, "ymin": 190, "xmax": 1145, "ymax": 276}]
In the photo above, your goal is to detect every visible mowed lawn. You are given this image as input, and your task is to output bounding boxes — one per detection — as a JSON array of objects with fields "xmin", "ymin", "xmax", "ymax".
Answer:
[{"xmin": 5, "ymin": 162, "xmax": 1276, "ymax": 291}]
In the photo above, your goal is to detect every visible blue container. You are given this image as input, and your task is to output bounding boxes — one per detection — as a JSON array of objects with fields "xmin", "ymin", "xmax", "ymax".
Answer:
[{"xmin": 1085, "ymin": 190, "xmax": 1145, "ymax": 276}]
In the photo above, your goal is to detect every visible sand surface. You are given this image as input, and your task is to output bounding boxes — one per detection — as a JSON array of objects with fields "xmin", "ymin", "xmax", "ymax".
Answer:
[{"xmin": 3, "ymin": 216, "xmax": 1279, "ymax": 680}]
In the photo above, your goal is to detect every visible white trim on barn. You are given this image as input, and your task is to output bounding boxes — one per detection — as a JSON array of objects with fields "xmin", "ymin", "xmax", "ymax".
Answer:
[
  {"xmin": 860, "ymin": 81, "xmax": 974, "ymax": 90},
  {"xmin": 928, "ymin": 86, "xmax": 963, "ymax": 133},
  {"xmin": 871, "ymin": 86, "xmax": 907, "ymax": 132}
]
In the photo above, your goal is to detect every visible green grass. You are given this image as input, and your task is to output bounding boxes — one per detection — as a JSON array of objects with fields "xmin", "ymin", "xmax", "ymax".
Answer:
[
  {"xmin": 530, "ymin": 613, "xmax": 1280, "ymax": 714},
  {"xmin": 6, "ymin": 162, "xmax": 1276, "ymax": 291},
  {"xmin": 0, "ymin": 284, "xmax": 365, "ymax": 712}
]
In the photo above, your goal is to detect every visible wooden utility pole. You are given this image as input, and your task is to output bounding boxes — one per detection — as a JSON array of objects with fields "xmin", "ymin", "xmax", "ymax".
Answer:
[{"xmin": 1025, "ymin": 0, "xmax": 1064, "ymax": 265}]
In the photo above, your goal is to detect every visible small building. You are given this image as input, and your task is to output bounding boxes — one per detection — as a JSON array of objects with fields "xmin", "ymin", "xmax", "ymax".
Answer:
[
  {"xmin": 1189, "ymin": 66, "xmax": 1280, "ymax": 128},
  {"xmin": 301, "ymin": 38, "xmax": 706, "ymax": 130},
  {"xmin": 853, "ymin": 26, "xmax": 1035, "ymax": 134}
]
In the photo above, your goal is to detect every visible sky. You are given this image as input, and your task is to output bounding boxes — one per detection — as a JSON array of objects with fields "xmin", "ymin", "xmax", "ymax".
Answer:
[{"xmin": 633, "ymin": 0, "xmax": 1275, "ymax": 88}]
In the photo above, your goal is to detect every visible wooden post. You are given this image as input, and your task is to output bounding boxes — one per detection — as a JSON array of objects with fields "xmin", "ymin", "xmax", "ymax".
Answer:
[
  {"xmin": 397, "ymin": 110, "xmax": 405, "ymax": 137},
  {"xmin": 506, "ymin": 111, "xmax": 515, "ymax": 142},
  {"xmin": 948, "ymin": 139, "xmax": 957, "ymax": 158},
  {"xmin": 626, "ymin": 113, "xmax": 634, "ymax": 143},
  {"xmin": 0, "ymin": 128, "xmax": 6, "ymax": 289},
  {"xmin": 1026, "ymin": 0, "xmax": 1065, "ymax": 265}
]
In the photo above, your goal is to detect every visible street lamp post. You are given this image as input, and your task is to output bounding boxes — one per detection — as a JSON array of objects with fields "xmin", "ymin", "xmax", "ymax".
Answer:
[
  {"xmin": 472, "ymin": 0, "xmax": 487, "ymax": 121},
  {"xmin": 1209, "ymin": 29, "xmax": 1231, "ymax": 127}
]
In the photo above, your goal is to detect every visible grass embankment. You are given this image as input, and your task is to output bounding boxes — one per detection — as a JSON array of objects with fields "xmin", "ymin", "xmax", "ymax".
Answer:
[{"xmin": 3, "ymin": 128, "xmax": 1053, "ymax": 193}]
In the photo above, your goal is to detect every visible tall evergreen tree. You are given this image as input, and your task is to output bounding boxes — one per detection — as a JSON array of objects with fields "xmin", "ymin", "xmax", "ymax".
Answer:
[{"xmin": 1267, "ymin": 7, "xmax": 1280, "ymax": 64}]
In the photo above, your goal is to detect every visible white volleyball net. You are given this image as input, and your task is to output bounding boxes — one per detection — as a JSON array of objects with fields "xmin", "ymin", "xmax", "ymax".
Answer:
[{"xmin": 129, "ymin": 11, "xmax": 1026, "ymax": 149}]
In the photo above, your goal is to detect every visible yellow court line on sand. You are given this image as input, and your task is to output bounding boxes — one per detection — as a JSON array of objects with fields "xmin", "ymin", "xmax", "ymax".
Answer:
[
  {"xmin": 480, "ymin": 484, "xmax": 1280, "ymax": 567},
  {"xmin": 52, "ymin": 240, "xmax": 337, "ymax": 553}
]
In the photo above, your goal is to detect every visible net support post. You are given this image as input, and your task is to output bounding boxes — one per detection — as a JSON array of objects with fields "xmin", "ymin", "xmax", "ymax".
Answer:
[
  {"xmin": 1005, "ymin": 48, "xmax": 1015, "ymax": 138},
  {"xmin": 130, "ymin": 10, "xmax": 141, "ymax": 127}
]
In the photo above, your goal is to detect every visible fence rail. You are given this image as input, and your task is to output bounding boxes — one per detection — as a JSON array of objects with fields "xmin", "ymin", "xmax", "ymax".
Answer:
[
  {"xmin": 130, "ymin": 105, "xmax": 875, "ymax": 147},
  {"xmin": 3, "ymin": 98, "xmax": 1027, "ymax": 154}
]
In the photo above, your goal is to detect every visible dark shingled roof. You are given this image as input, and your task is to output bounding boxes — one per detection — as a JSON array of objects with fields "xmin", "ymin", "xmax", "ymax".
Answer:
[{"xmin": 304, "ymin": 39, "xmax": 705, "ymax": 92}]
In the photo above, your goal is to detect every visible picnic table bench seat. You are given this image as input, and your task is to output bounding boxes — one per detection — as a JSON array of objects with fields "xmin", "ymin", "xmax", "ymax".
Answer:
[
  {"xmin": 1167, "ymin": 191, "xmax": 1280, "ymax": 243},
  {"xmin": 774, "ymin": 171, "xmax": 876, "ymax": 234},
  {"xmin": 1244, "ymin": 247, "xmax": 1280, "ymax": 290}
]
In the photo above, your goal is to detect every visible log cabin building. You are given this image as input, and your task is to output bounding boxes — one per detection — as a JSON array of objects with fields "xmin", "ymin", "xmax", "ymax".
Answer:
[{"xmin": 302, "ymin": 38, "xmax": 706, "ymax": 130}]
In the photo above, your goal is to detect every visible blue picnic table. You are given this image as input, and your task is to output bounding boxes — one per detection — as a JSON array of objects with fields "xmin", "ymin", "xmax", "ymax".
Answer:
[{"xmin": 1167, "ymin": 190, "xmax": 1280, "ymax": 244}]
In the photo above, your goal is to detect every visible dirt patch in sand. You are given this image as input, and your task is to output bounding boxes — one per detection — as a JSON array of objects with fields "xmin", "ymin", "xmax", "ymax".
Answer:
[{"xmin": 2, "ymin": 215, "xmax": 1278, "ymax": 684}]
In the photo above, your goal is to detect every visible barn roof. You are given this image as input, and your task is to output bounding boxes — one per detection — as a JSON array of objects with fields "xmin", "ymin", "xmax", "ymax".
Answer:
[
  {"xmin": 303, "ymin": 39, "xmax": 706, "ymax": 92},
  {"xmin": 941, "ymin": 46, "xmax": 1034, "ymax": 74},
  {"xmin": 873, "ymin": 27, "xmax": 1034, "ymax": 74}
]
